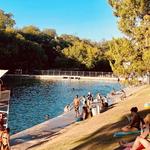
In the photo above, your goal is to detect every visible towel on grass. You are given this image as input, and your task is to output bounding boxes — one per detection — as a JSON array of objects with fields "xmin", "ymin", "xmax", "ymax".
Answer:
[{"xmin": 113, "ymin": 130, "xmax": 141, "ymax": 137}]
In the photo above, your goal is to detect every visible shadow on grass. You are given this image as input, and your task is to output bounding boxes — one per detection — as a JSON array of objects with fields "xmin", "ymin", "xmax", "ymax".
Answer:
[
  {"xmin": 10, "ymin": 120, "xmax": 76, "ymax": 148},
  {"xmin": 99, "ymin": 103, "xmax": 118, "ymax": 114},
  {"xmin": 10, "ymin": 131, "xmax": 60, "ymax": 146},
  {"xmin": 26, "ymin": 139, "xmax": 50, "ymax": 150},
  {"xmin": 71, "ymin": 109, "xmax": 150, "ymax": 150}
]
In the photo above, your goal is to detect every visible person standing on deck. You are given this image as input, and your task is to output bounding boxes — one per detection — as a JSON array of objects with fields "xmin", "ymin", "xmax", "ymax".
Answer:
[{"xmin": 73, "ymin": 95, "xmax": 80, "ymax": 118}]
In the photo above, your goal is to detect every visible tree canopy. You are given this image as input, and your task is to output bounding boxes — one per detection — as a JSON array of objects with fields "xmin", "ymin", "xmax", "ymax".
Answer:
[
  {"xmin": 0, "ymin": 9, "xmax": 112, "ymax": 73},
  {"xmin": 106, "ymin": 38, "xmax": 144, "ymax": 76},
  {"xmin": 1, "ymin": 1, "xmax": 149, "ymax": 75},
  {"xmin": 108, "ymin": 0, "xmax": 150, "ymax": 76},
  {"xmin": 0, "ymin": 9, "xmax": 15, "ymax": 29}
]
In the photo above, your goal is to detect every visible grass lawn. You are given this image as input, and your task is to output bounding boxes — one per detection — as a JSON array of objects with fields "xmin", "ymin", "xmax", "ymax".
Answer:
[{"xmin": 33, "ymin": 85, "xmax": 150, "ymax": 150}]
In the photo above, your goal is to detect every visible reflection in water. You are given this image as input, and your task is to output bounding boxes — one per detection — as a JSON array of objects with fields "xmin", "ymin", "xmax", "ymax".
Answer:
[{"xmin": 4, "ymin": 77, "xmax": 121, "ymax": 134}]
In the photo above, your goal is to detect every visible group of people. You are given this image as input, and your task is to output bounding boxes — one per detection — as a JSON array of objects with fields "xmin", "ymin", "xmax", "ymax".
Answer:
[
  {"xmin": 119, "ymin": 107, "xmax": 150, "ymax": 150},
  {"xmin": 73, "ymin": 94, "xmax": 91, "ymax": 121},
  {"xmin": 63, "ymin": 90, "xmax": 150, "ymax": 149},
  {"xmin": 0, "ymin": 113, "xmax": 10, "ymax": 150},
  {"xmin": 72, "ymin": 92, "xmax": 109, "ymax": 122},
  {"xmin": 64, "ymin": 88, "xmax": 126, "ymax": 120}
]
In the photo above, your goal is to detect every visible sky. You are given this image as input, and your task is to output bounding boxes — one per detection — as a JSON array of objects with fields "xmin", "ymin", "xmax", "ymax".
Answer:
[{"xmin": 0, "ymin": 0, "xmax": 123, "ymax": 41}]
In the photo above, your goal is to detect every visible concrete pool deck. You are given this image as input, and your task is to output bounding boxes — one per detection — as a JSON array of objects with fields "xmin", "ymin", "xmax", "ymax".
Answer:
[
  {"xmin": 10, "ymin": 110, "xmax": 76, "ymax": 150},
  {"xmin": 10, "ymin": 85, "xmax": 145, "ymax": 150}
]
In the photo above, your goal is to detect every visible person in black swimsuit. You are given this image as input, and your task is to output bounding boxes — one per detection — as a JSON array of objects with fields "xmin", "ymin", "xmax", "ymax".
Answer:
[{"xmin": 122, "ymin": 107, "xmax": 141, "ymax": 132}]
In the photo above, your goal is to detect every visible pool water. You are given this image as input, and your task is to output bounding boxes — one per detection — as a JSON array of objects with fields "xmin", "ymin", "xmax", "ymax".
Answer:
[{"xmin": 4, "ymin": 77, "xmax": 121, "ymax": 134}]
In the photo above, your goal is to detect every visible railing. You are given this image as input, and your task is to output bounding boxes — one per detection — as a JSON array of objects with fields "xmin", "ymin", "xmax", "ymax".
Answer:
[{"xmin": 37, "ymin": 70, "xmax": 116, "ymax": 78}]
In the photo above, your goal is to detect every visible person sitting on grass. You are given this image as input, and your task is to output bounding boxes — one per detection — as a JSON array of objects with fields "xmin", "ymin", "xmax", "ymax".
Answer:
[
  {"xmin": 121, "ymin": 107, "xmax": 141, "ymax": 132},
  {"xmin": 131, "ymin": 113, "xmax": 150, "ymax": 150},
  {"xmin": 119, "ymin": 113, "xmax": 150, "ymax": 150}
]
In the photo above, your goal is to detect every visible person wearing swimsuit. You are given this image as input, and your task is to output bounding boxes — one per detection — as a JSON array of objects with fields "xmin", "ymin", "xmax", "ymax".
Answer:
[
  {"xmin": 122, "ymin": 107, "xmax": 141, "ymax": 132},
  {"xmin": 131, "ymin": 113, "xmax": 150, "ymax": 150},
  {"xmin": 73, "ymin": 95, "xmax": 80, "ymax": 117},
  {"xmin": 0, "ymin": 128, "xmax": 10, "ymax": 150},
  {"xmin": 119, "ymin": 114, "xmax": 150, "ymax": 150}
]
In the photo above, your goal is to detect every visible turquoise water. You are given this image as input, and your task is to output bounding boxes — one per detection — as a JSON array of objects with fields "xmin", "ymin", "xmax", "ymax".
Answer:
[{"xmin": 4, "ymin": 77, "xmax": 121, "ymax": 134}]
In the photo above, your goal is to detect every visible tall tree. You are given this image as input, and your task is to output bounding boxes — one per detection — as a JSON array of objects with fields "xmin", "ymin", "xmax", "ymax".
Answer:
[
  {"xmin": 108, "ymin": 0, "xmax": 150, "ymax": 75},
  {"xmin": 63, "ymin": 41, "xmax": 102, "ymax": 69},
  {"xmin": 0, "ymin": 9, "xmax": 15, "ymax": 29},
  {"xmin": 106, "ymin": 38, "xmax": 144, "ymax": 76}
]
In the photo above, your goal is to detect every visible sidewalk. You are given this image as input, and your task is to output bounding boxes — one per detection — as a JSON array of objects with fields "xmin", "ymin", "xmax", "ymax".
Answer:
[{"xmin": 10, "ymin": 110, "xmax": 76, "ymax": 150}]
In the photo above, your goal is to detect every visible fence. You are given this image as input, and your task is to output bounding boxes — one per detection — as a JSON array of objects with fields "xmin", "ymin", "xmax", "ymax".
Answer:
[{"xmin": 38, "ymin": 70, "xmax": 116, "ymax": 78}]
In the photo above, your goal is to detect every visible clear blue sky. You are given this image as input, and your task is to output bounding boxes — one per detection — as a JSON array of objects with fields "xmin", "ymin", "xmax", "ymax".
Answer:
[{"xmin": 0, "ymin": 0, "xmax": 123, "ymax": 41}]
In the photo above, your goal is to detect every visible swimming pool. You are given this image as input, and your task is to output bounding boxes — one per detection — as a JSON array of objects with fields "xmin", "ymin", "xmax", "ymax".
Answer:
[{"xmin": 4, "ymin": 77, "xmax": 121, "ymax": 134}]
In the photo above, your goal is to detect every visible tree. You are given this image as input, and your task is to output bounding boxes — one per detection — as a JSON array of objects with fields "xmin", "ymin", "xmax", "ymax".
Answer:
[
  {"xmin": 21, "ymin": 25, "xmax": 40, "ymax": 34},
  {"xmin": 0, "ymin": 29, "xmax": 47, "ymax": 71},
  {"xmin": 143, "ymin": 50, "xmax": 150, "ymax": 71},
  {"xmin": 0, "ymin": 8, "xmax": 112, "ymax": 71},
  {"xmin": 0, "ymin": 9, "xmax": 15, "ymax": 29},
  {"xmin": 63, "ymin": 41, "xmax": 101, "ymax": 69},
  {"xmin": 108, "ymin": 0, "xmax": 150, "ymax": 75},
  {"xmin": 42, "ymin": 28, "xmax": 57, "ymax": 38},
  {"xmin": 106, "ymin": 38, "xmax": 144, "ymax": 76}
]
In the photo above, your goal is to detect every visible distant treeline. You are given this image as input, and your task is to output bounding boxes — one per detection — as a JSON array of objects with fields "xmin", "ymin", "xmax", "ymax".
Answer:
[
  {"xmin": 1, "ymin": 0, "xmax": 150, "ymax": 78},
  {"xmin": 0, "ymin": 9, "xmax": 112, "ymax": 73}
]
